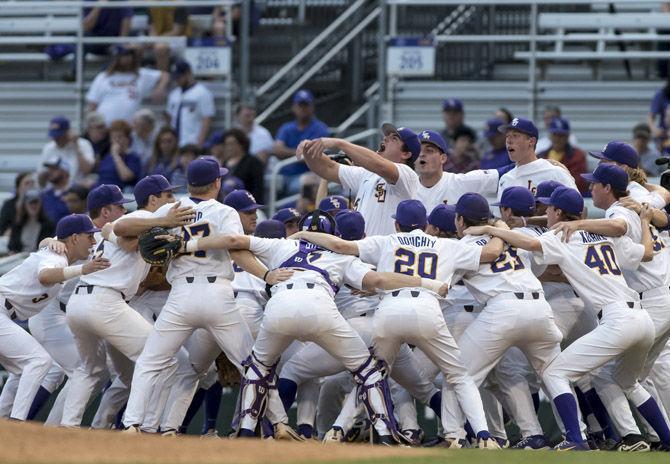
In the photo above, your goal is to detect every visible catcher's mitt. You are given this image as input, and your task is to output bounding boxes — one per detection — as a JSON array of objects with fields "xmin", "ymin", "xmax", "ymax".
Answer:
[
  {"xmin": 138, "ymin": 227, "xmax": 182, "ymax": 265},
  {"xmin": 216, "ymin": 352, "xmax": 241, "ymax": 387}
]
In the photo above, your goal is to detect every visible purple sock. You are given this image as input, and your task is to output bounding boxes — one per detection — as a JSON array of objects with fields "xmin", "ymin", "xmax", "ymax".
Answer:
[
  {"xmin": 202, "ymin": 383, "xmax": 222, "ymax": 433},
  {"xmin": 531, "ymin": 392, "xmax": 540, "ymax": 413},
  {"xmin": 585, "ymin": 388, "xmax": 620, "ymax": 442},
  {"xmin": 553, "ymin": 393, "xmax": 584, "ymax": 443},
  {"xmin": 27, "ymin": 386, "xmax": 51, "ymax": 421},
  {"xmin": 181, "ymin": 388, "xmax": 207, "ymax": 433},
  {"xmin": 297, "ymin": 423, "xmax": 313, "ymax": 438},
  {"xmin": 429, "ymin": 391, "xmax": 441, "ymax": 418},
  {"xmin": 637, "ymin": 397, "xmax": 670, "ymax": 445},
  {"xmin": 277, "ymin": 378, "xmax": 298, "ymax": 412}
]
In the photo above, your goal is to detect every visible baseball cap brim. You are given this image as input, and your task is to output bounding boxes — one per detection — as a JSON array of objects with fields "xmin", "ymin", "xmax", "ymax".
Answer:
[
  {"xmin": 498, "ymin": 124, "xmax": 529, "ymax": 135},
  {"xmin": 419, "ymin": 139, "xmax": 445, "ymax": 152},
  {"xmin": 239, "ymin": 202, "xmax": 264, "ymax": 212},
  {"xmin": 580, "ymin": 173, "xmax": 599, "ymax": 184},
  {"xmin": 80, "ymin": 225, "xmax": 101, "ymax": 235},
  {"xmin": 537, "ymin": 196, "xmax": 553, "ymax": 206},
  {"xmin": 381, "ymin": 123, "xmax": 399, "ymax": 137},
  {"xmin": 489, "ymin": 201, "xmax": 504, "ymax": 207},
  {"xmin": 587, "ymin": 151, "xmax": 608, "ymax": 162}
]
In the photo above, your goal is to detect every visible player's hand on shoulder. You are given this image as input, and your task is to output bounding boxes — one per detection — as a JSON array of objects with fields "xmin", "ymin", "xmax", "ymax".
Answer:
[
  {"xmin": 164, "ymin": 201, "xmax": 196, "ymax": 227},
  {"xmin": 43, "ymin": 237, "xmax": 67, "ymax": 255},
  {"xmin": 550, "ymin": 221, "xmax": 579, "ymax": 242},
  {"xmin": 492, "ymin": 219, "xmax": 510, "ymax": 230},
  {"xmin": 264, "ymin": 267, "xmax": 294, "ymax": 285},
  {"xmin": 437, "ymin": 282, "xmax": 449, "ymax": 298},
  {"xmin": 619, "ymin": 196, "xmax": 642, "ymax": 214},
  {"xmin": 101, "ymin": 222, "xmax": 114, "ymax": 240},
  {"xmin": 82, "ymin": 256, "xmax": 111, "ymax": 275},
  {"xmin": 639, "ymin": 202, "xmax": 653, "ymax": 222}
]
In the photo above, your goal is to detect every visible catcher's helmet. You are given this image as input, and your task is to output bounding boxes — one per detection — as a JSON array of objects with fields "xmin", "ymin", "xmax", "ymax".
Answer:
[{"xmin": 298, "ymin": 209, "xmax": 337, "ymax": 235}]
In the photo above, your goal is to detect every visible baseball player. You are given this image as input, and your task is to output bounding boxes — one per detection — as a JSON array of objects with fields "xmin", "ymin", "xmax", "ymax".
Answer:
[
  {"xmin": 465, "ymin": 186, "xmax": 670, "ymax": 451},
  {"xmin": 224, "ymin": 189, "xmax": 263, "ymax": 235},
  {"xmin": 415, "ymin": 130, "xmax": 508, "ymax": 212},
  {"xmin": 497, "ymin": 118, "xmax": 577, "ymax": 198},
  {"xmin": 174, "ymin": 209, "xmax": 449, "ymax": 444},
  {"xmin": 318, "ymin": 195, "xmax": 349, "ymax": 215},
  {"xmin": 293, "ymin": 200, "xmax": 506, "ymax": 449},
  {"xmin": 62, "ymin": 175, "xmax": 197, "ymax": 431},
  {"xmin": 118, "ymin": 157, "xmax": 296, "ymax": 438},
  {"xmin": 0, "ymin": 214, "xmax": 108, "ymax": 420},
  {"xmin": 272, "ymin": 208, "xmax": 302, "ymax": 236},
  {"xmin": 299, "ymin": 123, "xmax": 421, "ymax": 236}
]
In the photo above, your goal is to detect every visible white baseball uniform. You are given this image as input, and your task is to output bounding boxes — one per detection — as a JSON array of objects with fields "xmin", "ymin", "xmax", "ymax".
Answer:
[
  {"xmin": 338, "ymin": 163, "xmax": 418, "ymax": 236},
  {"xmin": 123, "ymin": 198, "xmax": 255, "ymax": 430},
  {"xmin": 497, "ymin": 158, "xmax": 577, "ymax": 198},
  {"xmin": 0, "ymin": 248, "xmax": 68, "ymax": 420},
  {"xmin": 416, "ymin": 169, "xmax": 500, "ymax": 212},
  {"xmin": 232, "ymin": 262, "xmax": 267, "ymax": 339},
  {"xmin": 355, "ymin": 229, "xmax": 491, "ymax": 437}
]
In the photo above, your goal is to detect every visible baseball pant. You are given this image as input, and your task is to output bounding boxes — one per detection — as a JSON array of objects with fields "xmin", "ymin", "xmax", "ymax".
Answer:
[
  {"xmin": 372, "ymin": 291, "xmax": 489, "ymax": 436},
  {"xmin": 123, "ymin": 277, "xmax": 252, "ymax": 429},
  {"xmin": 651, "ymin": 341, "xmax": 670, "ymax": 416},
  {"xmin": 236, "ymin": 298, "xmax": 264, "ymax": 339},
  {"xmin": 316, "ymin": 372, "xmax": 354, "ymax": 435},
  {"xmin": 0, "ymin": 298, "xmax": 52, "ymax": 421},
  {"xmin": 640, "ymin": 292, "xmax": 670, "ymax": 380}
]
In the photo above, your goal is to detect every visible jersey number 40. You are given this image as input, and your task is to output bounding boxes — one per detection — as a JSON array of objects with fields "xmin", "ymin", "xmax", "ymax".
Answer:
[
  {"xmin": 393, "ymin": 248, "xmax": 437, "ymax": 279},
  {"xmin": 584, "ymin": 244, "xmax": 621, "ymax": 275}
]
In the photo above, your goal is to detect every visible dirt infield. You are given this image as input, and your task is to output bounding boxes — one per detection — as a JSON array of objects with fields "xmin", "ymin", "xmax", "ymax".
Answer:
[{"xmin": 0, "ymin": 420, "xmax": 436, "ymax": 464}]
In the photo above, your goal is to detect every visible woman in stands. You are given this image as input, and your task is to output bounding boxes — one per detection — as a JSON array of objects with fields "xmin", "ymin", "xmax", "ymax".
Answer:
[
  {"xmin": 95, "ymin": 120, "xmax": 143, "ymax": 190},
  {"xmin": 145, "ymin": 126, "xmax": 180, "ymax": 179},
  {"xmin": 7, "ymin": 189, "xmax": 54, "ymax": 254}
]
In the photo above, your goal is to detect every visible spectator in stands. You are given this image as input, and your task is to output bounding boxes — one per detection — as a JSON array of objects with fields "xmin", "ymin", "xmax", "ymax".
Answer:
[
  {"xmin": 212, "ymin": 2, "xmax": 261, "ymax": 38},
  {"xmin": 234, "ymin": 103, "xmax": 273, "ymax": 162},
  {"xmin": 441, "ymin": 98, "xmax": 476, "ymax": 147},
  {"xmin": 480, "ymin": 119, "xmax": 511, "ymax": 169},
  {"xmin": 83, "ymin": 112, "xmax": 110, "ymax": 161},
  {"xmin": 63, "ymin": 185, "xmax": 90, "ymax": 215},
  {"xmin": 166, "ymin": 61, "xmax": 215, "ymax": 147},
  {"xmin": 0, "ymin": 172, "xmax": 36, "ymax": 236},
  {"xmin": 86, "ymin": 46, "xmax": 169, "ymax": 126},
  {"xmin": 96, "ymin": 119, "xmax": 143, "ymax": 190},
  {"xmin": 536, "ymin": 105, "xmax": 578, "ymax": 153},
  {"xmin": 82, "ymin": 0, "xmax": 133, "ymax": 56},
  {"xmin": 131, "ymin": 109, "xmax": 158, "ymax": 167},
  {"xmin": 495, "ymin": 107, "xmax": 514, "ymax": 125},
  {"xmin": 169, "ymin": 144, "xmax": 200, "ymax": 193},
  {"xmin": 649, "ymin": 79, "xmax": 670, "ymax": 147},
  {"xmin": 273, "ymin": 89, "xmax": 330, "ymax": 193},
  {"xmin": 8, "ymin": 189, "xmax": 54, "ymax": 254},
  {"xmin": 537, "ymin": 117, "xmax": 587, "ymax": 193},
  {"xmin": 146, "ymin": 126, "xmax": 180, "ymax": 178},
  {"xmin": 443, "ymin": 126, "xmax": 480, "ymax": 174},
  {"xmin": 39, "ymin": 116, "xmax": 95, "ymax": 188},
  {"xmin": 40, "ymin": 157, "xmax": 72, "ymax": 224},
  {"xmin": 633, "ymin": 123, "xmax": 664, "ymax": 176},
  {"xmin": 148, "ymin": 5, "xmax": 190, "ymax": 71},
  {"xmin": 216, "ymin": 128, "xmax": 265, "ymax": 202}
]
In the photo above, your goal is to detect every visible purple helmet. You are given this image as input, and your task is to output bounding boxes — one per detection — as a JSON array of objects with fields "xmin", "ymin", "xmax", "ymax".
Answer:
[{"xmin": 298, "ymin": 209, "xmax": 337, "ymax": 235}]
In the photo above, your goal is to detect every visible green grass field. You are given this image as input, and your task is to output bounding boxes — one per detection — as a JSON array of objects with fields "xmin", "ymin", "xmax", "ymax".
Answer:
[{"xmin": 333, "ymin": 450, "xmax": 669, "ymax": 464}]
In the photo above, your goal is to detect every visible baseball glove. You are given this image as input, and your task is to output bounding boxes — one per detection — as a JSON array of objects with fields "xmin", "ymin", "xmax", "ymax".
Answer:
[
  {"xmin": 215, "ymin": 352, "xmax": 241, "ymax": 387},
  {"xmin": 138, "ymin": 227, "xmax": 183, "ymax": 265}
]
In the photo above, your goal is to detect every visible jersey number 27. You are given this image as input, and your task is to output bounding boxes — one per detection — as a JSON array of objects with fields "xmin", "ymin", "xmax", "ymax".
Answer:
[{"xmin": 182, "ymin": 223, "xmax": 210, "ymax": 258}]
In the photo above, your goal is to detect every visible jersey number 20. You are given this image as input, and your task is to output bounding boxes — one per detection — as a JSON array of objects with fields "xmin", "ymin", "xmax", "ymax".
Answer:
[
  {"xmin": 182, "ymin": 223, "xmax": 210, "ymax": 258},
  {"xmin": 393, "ymin": 248, "xmax": 437, "ymax": 279}
]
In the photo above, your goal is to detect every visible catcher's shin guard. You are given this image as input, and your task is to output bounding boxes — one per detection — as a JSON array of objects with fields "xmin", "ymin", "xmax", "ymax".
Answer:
[
  {"xmin": 352, "ymin": 355, "xmax": 404, "ymax": 443},
  {"xmin": 237, "ymin": 353, "xmax": 278, "ymax": 434}
]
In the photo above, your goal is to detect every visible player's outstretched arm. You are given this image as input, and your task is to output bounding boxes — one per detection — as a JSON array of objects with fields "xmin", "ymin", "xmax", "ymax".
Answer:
[
  {"xmin": 639, "ymin": 204, "xmax": 655, "ymax": 262},
  {"xmin": 643, "ymin": 182, "xmax": 670, "ymax": 206},
  {"xmin": 464, "ymin": 225, "xmax": 543, "ymax": 253},
  {"xmin": 299, "ymin": 140, "xmax": 341, "ymax": 183},
  {"xmin": 550, "ymin": 218, "xmax": 627, "ymax": 242},
  {"xmin": 114, "ymin": 202, "xmax": 195, "ymax": 237},
  {"xmin": 361, "ymin": 271, "xmax": 448, "ymax": 297},
  {"xmin": 290, "ymin": 231, "xmax": 359, "ymax": 255},
  {"xmin": 38, "ymin": 257, "xmax": 110, "ymax": 286},
  {"xmin": 480, "ymin": 236, "xmax": 505, "ymax": 263},
  {"xmin": 183, "ymin": 233, "xmax": 250, "ymax": 252}
]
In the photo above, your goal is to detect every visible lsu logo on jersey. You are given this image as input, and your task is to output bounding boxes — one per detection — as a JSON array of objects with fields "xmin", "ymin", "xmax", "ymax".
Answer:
[{"xmin": 374, "ymin": 182, "xmax": 386, "ymax": 203}]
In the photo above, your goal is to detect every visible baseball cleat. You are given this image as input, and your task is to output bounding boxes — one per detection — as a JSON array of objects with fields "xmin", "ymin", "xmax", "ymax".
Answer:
[
  {"xmin": 611, "ymin": 434, "xmax": 650, "ymax": 452},
  {"xmin": 322, "ymin": 427, "xmax": 344, "ymax": 444},
  {"xmin": 344, "ymin": 418, "xmax": 370, "ymax": 442},
  {"xmin": 494, "ymin": 437, "xmax": 510, "ymax": 448},
  {"xmin": 201, "ymin": 428, "xmax": 219, "ymax": 439},
  {"xmin": 273, "ymin": 422, "xmax": 305, "ymax": 441},
  {"xmin": 161, "ymin": 428, "xmax": 178, "ymax": 437},
  {"xmin": 122, "ymin": 425, "xmax": 141, "ymax": 435},
  {"xmin": 554, "ymin": 439, "xmax": 591, "ymax": 451},
  {"xmin": 511, "ymin": 434, "xmax": 550, "ymax": 450},
  {"xmin": 437, "ymin": 437, "xmax": 470, "ymax": 449},
  {"xmin": 401, "ymin": 429, "xmax": 424, "ymax": 446},
  {"xmin": 476, "ymin": 437, "xmax": 502, "ymax": 450}
]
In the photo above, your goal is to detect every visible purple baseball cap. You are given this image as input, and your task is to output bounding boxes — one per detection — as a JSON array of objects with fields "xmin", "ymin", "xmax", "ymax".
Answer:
[
  {"xmin": 588, "ymin": 141, "xmax": 639, "ymax": 169},
  {"xmin": 172, "ymin": 60, "xmax": 191, "ymax": 78},
  {"xmin": 418, "ymin": 130, "xmax": 448, "ymax": 153},
  {"xmin": 187, "ymin": 157, "xmax": 229, "ymax": 186},
  {"xmin": 56, "ymin": 214, "xmax": 100, "ymax": 239},
  {"xmin": 428, "ymin": 204, "xmax": 457, "ymax": 234},
  {"xmin": 381, "ymin": 123, "xmax": 421, "ymax": 162},
  {"xmin": 491, "ymin": 186, "xmax": 536, "ymax": 217},
  {"xmin": 455, "ymin": 192, "xmax": 492, "ymax": 221},
  {"xmin": 133, "ymin": 175, "xmax": 179, "ymax": 206},
  {"xmin": 484, "ymin": 118, "xmax": 504, "ymax": 138},
  {"xmin": 87, "ymin": 184, "xmax": 133, "ymax": 211},
  {"xmin": 255, "ymin": 219, "xmax": 286, "ymax": 239},
  {"xmin": 537, "ymin": 186, "xmax": 584, "ymax": 216},
  {"xmin": 581, "ymin": 164, "xmax": 629, "ymax": 192},
  {"xmin": 534, "ymin": 180, "xmax": 564, "ymax": 200},
  {"xmin": 293, "ymin": 89, "xmax": 314, "ymax": 105},
  {"xmin": 335, "ymin": 210, "xmax": 365, "ymax": 241},
  {"xmin": 498, "ymin": 117, "xmax": 539, "ymax": 139},
  {"xmin": 392, "ymin": 199, "xmax": 427, "ymax": 229},
  {"xmin": 48, "ymin": 116, "xmax": 70, "ymax": 138},
  {"xmin": 318, "ymin": 195, "xmax": 348, "ymax": 213},
  {"xmin": 442, "ymin": 98, "xmax": 464, "ymax": 112},
  {"xmin": 272, "ymin": 207, "xmax": 301, "ymax": 223},
  {"xmin": 224, "ymin": 189, "xmax": 263, "ymax": 212},
  {"xmin": 548, "ymin": 117, "xmax": 570, "ymax": 135}
]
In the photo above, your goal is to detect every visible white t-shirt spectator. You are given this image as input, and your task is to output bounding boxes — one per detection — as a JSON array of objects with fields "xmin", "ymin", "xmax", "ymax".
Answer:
[
  {"xmin": 39, "ymin": 138, "xmax": 95, "ymax": 183},
  {"xmin": 166, "ymin": 82, "xmax": 215, "ymax": 146},
  {"xmin": 86, "ymin": 68, "xmax": 163, "ymax": 125},
  {"xmin": 246, "ymin": 123, "xmax": 274, "ymax": 156}
]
